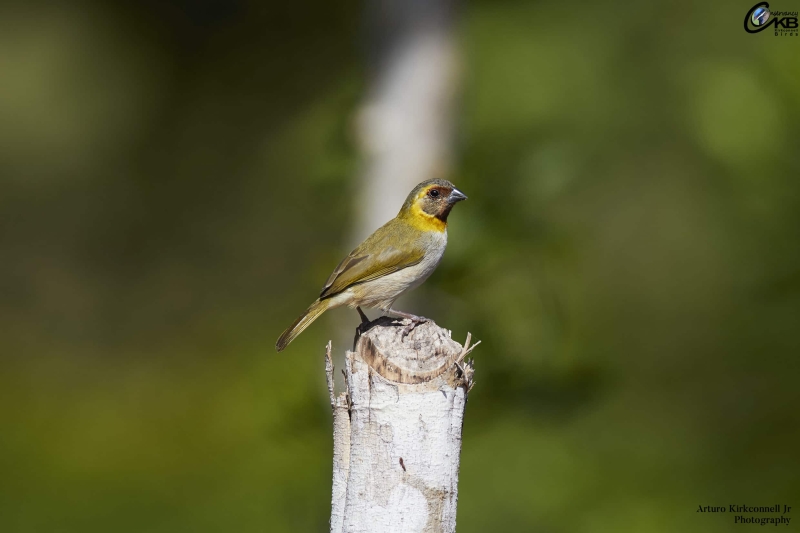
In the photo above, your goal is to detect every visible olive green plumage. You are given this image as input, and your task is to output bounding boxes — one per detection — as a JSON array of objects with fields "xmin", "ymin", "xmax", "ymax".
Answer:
[
  {"xmin": 276, "ymin": 178, "xmax": 467, "ymax": 352},
  {"xmin": 319, "ymin": 222, "xmax": 428, "ymax": 299}
]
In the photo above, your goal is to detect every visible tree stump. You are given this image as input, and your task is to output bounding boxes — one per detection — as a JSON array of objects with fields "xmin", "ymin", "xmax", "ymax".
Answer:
[{"xmin": 326, "ymin": 317, "xmax": 478, "ymax": 533}]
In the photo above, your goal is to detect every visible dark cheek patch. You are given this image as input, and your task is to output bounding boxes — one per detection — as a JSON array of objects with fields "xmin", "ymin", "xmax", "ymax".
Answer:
[
  {"xmin": 435, "ymin": 202, "xmax": 455, "ymax": 222},
  {"xmin": 420, "ymin": 187, "xmax": 454, "ymax": 218},
  {"xmin": 432, "ymin": 188, "xmax": 454, "ymax": 220}
]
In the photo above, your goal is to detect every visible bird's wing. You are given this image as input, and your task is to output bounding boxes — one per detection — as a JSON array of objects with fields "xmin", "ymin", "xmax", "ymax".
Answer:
[{"xmin": 320, "ymin": 224, "xmax": 426, "ymax": 299}]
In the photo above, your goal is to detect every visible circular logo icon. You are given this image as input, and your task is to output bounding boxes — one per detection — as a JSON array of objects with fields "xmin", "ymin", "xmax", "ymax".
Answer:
[{"xmin": 752, "ymin": 6, "xmax": 771, "ymax": 25}]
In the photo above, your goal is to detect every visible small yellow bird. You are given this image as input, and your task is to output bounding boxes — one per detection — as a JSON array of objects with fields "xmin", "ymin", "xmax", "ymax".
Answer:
[{"xmin": 276, "ymin": 178, "xmax": 467, "ymax": 352}]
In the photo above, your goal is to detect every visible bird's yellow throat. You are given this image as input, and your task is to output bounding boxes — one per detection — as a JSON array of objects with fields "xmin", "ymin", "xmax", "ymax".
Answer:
[{"xmin": 401, "ymin": 202, "xmax": 447, "ymax": 233}]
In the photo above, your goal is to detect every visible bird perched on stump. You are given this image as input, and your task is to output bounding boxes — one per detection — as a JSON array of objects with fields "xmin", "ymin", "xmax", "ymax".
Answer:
[{"xmin": 276, "ymin": 178, "xmax": 467, "ymax": 352}]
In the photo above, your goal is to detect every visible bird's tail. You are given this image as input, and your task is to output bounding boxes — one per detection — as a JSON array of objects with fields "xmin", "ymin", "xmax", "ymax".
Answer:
[{"xmin": 276, "ymin": 299, "xmax": 332, "ymax": 352}]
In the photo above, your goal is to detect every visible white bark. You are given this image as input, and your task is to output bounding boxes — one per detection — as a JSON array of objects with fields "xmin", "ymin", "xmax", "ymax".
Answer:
[
  {"xmin": 334, "ymin": 0, "xmax": 462, "ymax": 392},
  {"xmin": 327, "ymin": 319, "xmax": 478, "ymax": 533},
  {"xmin": 327, "ymin": 341, "xmax": 351, "ymax": 533},
  {"xmin": 354, "ymin": 30, "xmax": 460, "ymax": 239}
]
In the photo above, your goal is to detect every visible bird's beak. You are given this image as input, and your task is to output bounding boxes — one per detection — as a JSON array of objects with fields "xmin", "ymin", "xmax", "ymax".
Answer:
[{"xmin": 449, "ymin": 188, "xmax": 468, "ymax": 203}]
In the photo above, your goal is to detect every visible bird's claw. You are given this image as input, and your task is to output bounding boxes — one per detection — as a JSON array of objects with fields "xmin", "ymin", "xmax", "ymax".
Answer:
[{"xmin": 400, "ymin": 316, "xmax": 428, "ymax": 340}]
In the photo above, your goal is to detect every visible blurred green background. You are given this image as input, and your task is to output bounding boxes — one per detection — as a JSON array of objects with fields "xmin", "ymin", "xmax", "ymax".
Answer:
[{"xmin": 1, "ymin": 1, "xmax": 799, "ymax": 532}]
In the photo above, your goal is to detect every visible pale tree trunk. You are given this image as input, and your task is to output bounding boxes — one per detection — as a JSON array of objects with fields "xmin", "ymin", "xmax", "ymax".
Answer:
[
  {"xmin": 334, "ymin": 0, "xmax": 462, "ymax": 411},
  {"xmin": 327, "ymin": 4, "xmax": 466, "ymax": 528},
  {"xmin": 353, "ymin": 0, "xmax": 460, "ymax": 241},
  {"xmin": 326, "ymin": 318, "xmax": 478, "ymax": 533}
]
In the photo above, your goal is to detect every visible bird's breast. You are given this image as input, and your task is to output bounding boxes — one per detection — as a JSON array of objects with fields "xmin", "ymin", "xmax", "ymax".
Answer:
[{"xmin": 349, "ymin": 230, "xmax": 447, "ymax": 310}]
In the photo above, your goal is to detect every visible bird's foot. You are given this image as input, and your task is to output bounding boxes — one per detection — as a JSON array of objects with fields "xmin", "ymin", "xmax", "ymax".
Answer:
[
  {"xmin": 387, "ymin": 309, "xmax": 429, "ymax": 340},
  {"xmin": 400, "ymin": 316, "xmax": 428, "ymax": 340}
]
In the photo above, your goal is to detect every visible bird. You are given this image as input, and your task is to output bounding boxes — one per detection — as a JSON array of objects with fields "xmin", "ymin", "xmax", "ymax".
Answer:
[{"xmin": 275, "ymin": 178, "xmax": 467, "ymax": 352}]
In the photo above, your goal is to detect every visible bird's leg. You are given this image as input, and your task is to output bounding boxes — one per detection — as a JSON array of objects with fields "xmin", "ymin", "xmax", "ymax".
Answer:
[
  {"xmin": 387, "ymin": 308, "xmax": 427, "ymax": 322},
  {"xmin": 354, "ymin": 306, "xmax": 372, "ymax": 348},
  {"xmin": 386, "ymin": 308, "xmax": 428, "ymax": 339}
]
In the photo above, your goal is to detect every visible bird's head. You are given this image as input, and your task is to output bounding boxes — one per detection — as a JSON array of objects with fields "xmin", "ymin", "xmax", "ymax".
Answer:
[{"xmin": 399, "ymin": 179, "xmax": 467, "ymax": 230}]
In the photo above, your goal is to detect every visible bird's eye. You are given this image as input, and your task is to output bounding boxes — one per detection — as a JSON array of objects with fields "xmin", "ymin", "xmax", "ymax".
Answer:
[{"xmin": 428, "ymin": 189, "xmax": 440, "ymax": 198}]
